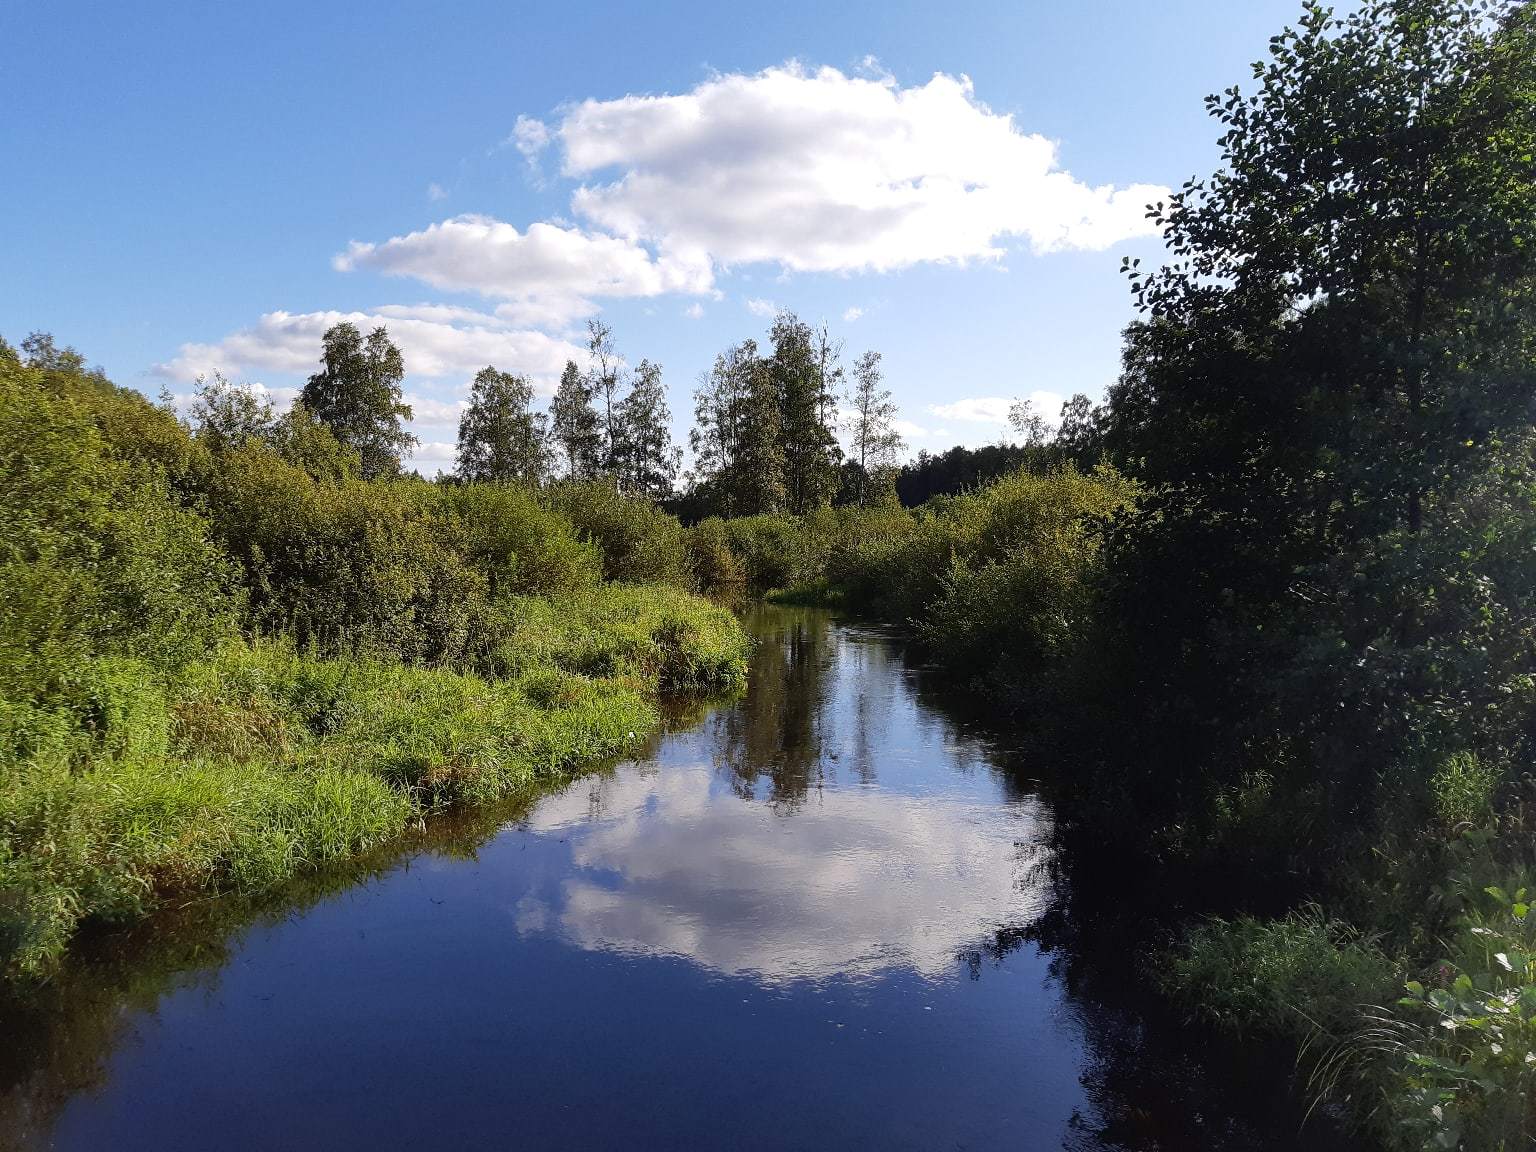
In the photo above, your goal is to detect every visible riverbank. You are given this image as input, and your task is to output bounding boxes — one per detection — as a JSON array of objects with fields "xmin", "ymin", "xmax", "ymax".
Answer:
[
  {"xmin": 1, "ymin": 354, "xmax": 748, "ymax": 989},
  {"xmin": 2, "ymin": 584, "xmax": 747, "ymax": 988}
]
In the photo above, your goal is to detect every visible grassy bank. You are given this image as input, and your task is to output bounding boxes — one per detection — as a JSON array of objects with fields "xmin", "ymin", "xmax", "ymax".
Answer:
[{"xmin": 2, "ymin": 586, "xmax": 745, "ymax": 987}]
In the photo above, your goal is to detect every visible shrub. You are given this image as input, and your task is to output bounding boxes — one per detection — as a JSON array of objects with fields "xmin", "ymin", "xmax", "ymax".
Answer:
[
  {"xmin": 0, "ymin": 357, "xmax": 234, "ymax": 716},
  {"xmin": 1168, "ymin": 910, "xmax": 1396, "ymax": 1040},
  {"xmin": 1431, "ymin": 752, "xmax": 1501, "ymax": 835},
  {"xmin": 685, "ymin": 517, "xmax": 746, "ymax": 595},
  {"xmin": 544, "ymin": 480, "xmax": 689, "ymax": 586},
  {"xmin": 433, "ymin": 482, "xmax": 602, "ymax": 599}
]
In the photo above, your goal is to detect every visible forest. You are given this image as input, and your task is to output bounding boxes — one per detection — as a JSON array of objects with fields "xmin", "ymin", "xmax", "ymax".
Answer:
[{"xmin": 4, "ymin": 0, "xmax": 1536, "ymax": 1148}]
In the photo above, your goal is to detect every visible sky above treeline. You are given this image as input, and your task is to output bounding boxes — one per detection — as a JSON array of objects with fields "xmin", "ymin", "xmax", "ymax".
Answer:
[{"xmin": 3, "ymin": 0, "xmax": 1318, "ymax": 473}]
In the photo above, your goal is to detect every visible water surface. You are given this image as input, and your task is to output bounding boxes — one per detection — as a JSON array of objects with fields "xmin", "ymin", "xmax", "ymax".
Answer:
[{"xmin": 1, "ymin": 608, "xmax": 1331, "ymax": 1150}]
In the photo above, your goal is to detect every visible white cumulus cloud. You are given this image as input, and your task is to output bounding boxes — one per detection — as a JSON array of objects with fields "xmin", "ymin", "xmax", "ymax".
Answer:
[
  {"xmin": 333, "ymin": 215, "xmax": 714, "ymax": 328},
  {"xmin": 927, "ymin": 396, "xmax": 1013, "ymax": 424},
  {"xmin": 558, "ymin": 63, "xmax": 1166, "ymax": 275}
]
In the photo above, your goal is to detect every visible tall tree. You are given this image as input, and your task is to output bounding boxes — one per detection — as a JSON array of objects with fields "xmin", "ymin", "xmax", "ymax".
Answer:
[
  {"xmin": 1096, "ymin": 0, "xmax": 1536, "ymax": 824},
  {"xmin": 690, "ymin": 352, "xmax": 745, "ymax": 514},
  {"xmin": 585, "ymin": 319, "xmax": 626, "ymax": 479},
  {"xmin": 844, "ymin": 350, "xmax": 904, "ymax": 506},
  {"xmin": 549, "ymin": 359, "xmax": 601, "ymax": 479},
  {"xmin": 615, "ymin": 359, "xmax": 681, "ymax": 500},
  {"xmin": 1118, "ymin": 0, "xmax": 1536, "ymax": 549},
  {"xmin": 770, "ymin": 311, "xmax": 841, "ymax": 513},
  {"xmin": 299, "ymin": 322, "xmax": 415, "ymax": 479},
  {"xmin": 724, "ymin": 339, "xmax": 788, "ymax": 515},
  {"xmin": 1006, "ymin": 398, "xmax": 1050, "ymax": 448},
  {"xmin": 456, "ymin": 365, "xmax": 549, "ymax": 484}
]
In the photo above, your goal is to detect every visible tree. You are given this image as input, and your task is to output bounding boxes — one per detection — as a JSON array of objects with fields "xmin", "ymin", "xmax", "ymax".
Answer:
[
  {"xmin": 1054, "ymin": 393, "xmax": 1102, "ymax": 468},
  {"xmin": 299, "ymin": 323, "xmax": 415, "ymax": 479},
  {"xmin": 770, "ymin": 311, "xmax": 841, "ymax": 513},
  {"xmin": 550, "ymin": 359, "xmax": 601, "ymax": 479},
  {"xmin": 586, "ymin": 319, "xmax": 626, "ymax": 479},
  {"xmin": 688, "ymin": 339, "xmax": 786, "ymax": 516},
  {"xmin": 844, "ymin": 351, "xmax": 904, "ymax": 506},
  {"xmin": 20, "ymin": 331, "xmax": 88, "ymax": 374},
  {"xmin": 1093, "ymin": 0, "xmax": 1536, "ymax": 843},
  {"xmin": 690, "ymin": 351, "xmax": 746, "ymax": 515},
  {"xmin": 615, "ymin": 359, "xmax": 681, "ymax": 500},
  {"xmin": 1006, "ymin": 398, "xmax": 1050, "ymax": 449},
  {"xmin": 190, "ymin": 372, "xmax": 278, "ymax": 454},
  {"xmin": 1119, "ymin": 0, "xmax": 1536, "ymax": 547},
  {"xmin": 456, "ymin": 366, "xmax": 548, "ymax": 485}
]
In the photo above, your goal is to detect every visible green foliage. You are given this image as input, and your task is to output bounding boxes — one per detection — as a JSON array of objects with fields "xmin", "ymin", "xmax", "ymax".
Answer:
[
  {"xmin": 0, "ymin": 341, "xmax": 747, "ymax": 988},
  {"xmin": 544, "ymin": 479, "xmax": 689, "ymax": 586},
  {"xmin": 299, "ymin": 322, "xmax": 415, "ymax": 479},
  {"xmin": 0, "ymin": 356, "xmax": 234, "ymax": 716},
  {"xmin": 614, "ymin": 358, "xmax": 681, "ymax": 500},
  {"xmin": 1431, "ymin": 753, "xmax": 1501, "ymax": 835},
  {"xmin": 769, "ymin": 311, "xmax": 842, "ymax": 514},
  {"xmin": 843, "ymin": 349, "xmax": 903, "ymax": 507},
  {"xmin": 434, "ymin": 482, "xmax": 602, "ymax": 601},
  {"xmin": 483, "ymin": 584, "xmax": 749, "ymax": 692},
  {"xmin": 685, "ymin": 517, "xmax": 747, "ymax": 595},
  {"xmin": 549, "ymin": 359, "xmax": 602, "ymax": 480},
  {"xmin": 915, "ymin": 466, "xmax": 1137, "ymax": 698},
  {"xmin": 1386, "ymin": 882, "xmax": 1536, "ymax": 1150},
  {"xmin": 1168, "ymin": 910, "xmax": 1396, "ymax": 1040},
  {"xmin": 204, "ymin": 447, "xmax": 488, "ymax": 663},
  {"xmin": 456, "ymin": 365, "xmax": 549, "ymax": 485}
]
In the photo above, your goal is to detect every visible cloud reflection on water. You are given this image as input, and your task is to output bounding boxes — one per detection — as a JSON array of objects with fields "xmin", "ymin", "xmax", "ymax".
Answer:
[{"xmin": 516, "ymin": 763, "xmax": 1048, "ymax": 985}]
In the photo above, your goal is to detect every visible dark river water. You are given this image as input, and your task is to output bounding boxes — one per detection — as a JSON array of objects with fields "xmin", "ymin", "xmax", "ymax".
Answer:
[{"xmin": 1, "ymin": 608, "xmax": 1337, "ymax": 1151}]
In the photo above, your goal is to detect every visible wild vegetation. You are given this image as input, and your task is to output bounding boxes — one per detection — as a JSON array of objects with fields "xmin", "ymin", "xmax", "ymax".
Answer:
[{"xmin": 0, "ymin": 337, "xmax": 746, "ymax": 988}]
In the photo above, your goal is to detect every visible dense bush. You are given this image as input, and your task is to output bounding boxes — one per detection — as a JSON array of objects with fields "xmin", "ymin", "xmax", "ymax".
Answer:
[
  {"xmin": 544, "ymin": 479, "xmax": 689, "ymax": 586},
  {"xmin": 0, "ymin": 356, "xmax": 233, "ymax": 718}
]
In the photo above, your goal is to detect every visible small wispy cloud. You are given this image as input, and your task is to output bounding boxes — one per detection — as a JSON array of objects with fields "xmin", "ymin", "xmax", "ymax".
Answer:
[
  {"xmin": 926, "ymin": 396, "xmax": 1012, "ymax": 423},
  {"xmin": 511, "ymin": 114, "xmax": 550, "ymax": 159},
  {"xmin": 745, "ymin": 297, "xmax": 777, "ymax": 318},
  {"xmin": 842, "ymin": 306, "xmax": 864, "ymax": 323},
  {"xmin": 427, "ymin": 181, "xmax": 448, "ymax": 202}
]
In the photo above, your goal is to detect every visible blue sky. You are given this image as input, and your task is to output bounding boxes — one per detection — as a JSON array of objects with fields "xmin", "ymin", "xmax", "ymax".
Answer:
[{"xmin": 2, "ymin": 0, "xmax": 1314, "ymax": 473}]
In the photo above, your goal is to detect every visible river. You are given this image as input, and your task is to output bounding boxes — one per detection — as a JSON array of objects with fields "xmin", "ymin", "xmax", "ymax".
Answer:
[{"xmin": 0, "ymin": 607, "xmax": 1339, "ymax": 1151}]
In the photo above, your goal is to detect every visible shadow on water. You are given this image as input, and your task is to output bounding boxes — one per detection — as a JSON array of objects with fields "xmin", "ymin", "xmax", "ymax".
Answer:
[{"xmin": 1, "ymin": 607, "xmax": 1349, "ymax": 1151}]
